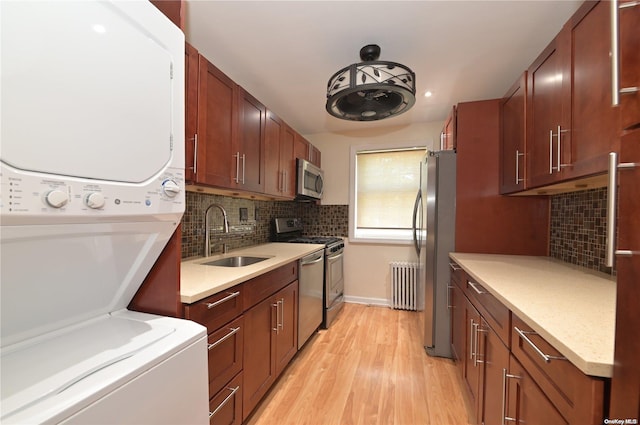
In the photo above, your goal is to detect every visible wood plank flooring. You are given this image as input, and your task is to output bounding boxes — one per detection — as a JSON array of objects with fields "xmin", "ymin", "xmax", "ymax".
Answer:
[{"xmin": 245, "ymin": 303, "xmax": 473, "ymax": 425}]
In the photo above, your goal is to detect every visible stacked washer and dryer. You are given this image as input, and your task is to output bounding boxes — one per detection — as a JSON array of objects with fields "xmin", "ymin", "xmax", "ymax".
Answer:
[{"xmin": 1, "ymin": 2, "xmax": 208, "ymax": 424}]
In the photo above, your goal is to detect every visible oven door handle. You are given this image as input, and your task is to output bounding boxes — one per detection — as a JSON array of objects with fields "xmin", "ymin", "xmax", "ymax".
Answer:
[
  {"xmin": 326, "ymin": 251, "xmax": 344, "ymax": 261},
  {"xmin": 301, "ymin": 254, "xmax": 324, "ymax": 265}
]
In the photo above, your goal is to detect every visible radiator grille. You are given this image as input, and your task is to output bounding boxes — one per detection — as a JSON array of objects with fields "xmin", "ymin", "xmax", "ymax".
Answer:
[{"xmin": 390, "ymin": 262, "xmax": 419, "ymax": 311}]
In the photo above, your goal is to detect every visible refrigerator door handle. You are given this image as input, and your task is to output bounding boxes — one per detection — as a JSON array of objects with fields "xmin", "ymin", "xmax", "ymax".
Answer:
[{"xmin": 412, "ymin": 189, "xmax": 422, "ymax": 257}]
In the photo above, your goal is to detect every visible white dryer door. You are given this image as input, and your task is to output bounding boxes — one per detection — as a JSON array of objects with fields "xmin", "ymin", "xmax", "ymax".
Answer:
[{"xmin": 1, "ymin": 1, "xmax": 176, "ymax": 183}]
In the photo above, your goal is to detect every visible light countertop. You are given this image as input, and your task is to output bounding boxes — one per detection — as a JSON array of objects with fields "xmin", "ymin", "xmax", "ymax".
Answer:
[
  {"xmin": 449, "ymin": 253, "xmax": 616, "ymax": 378},
  {"xmin": 181, "ymin": 243, "xmax": 325, "ymax": 304}
]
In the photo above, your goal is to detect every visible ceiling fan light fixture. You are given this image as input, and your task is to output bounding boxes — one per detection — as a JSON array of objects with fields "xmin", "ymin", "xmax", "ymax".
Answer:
[{"xmin": 326, "ymin": 44, "xmax": 416, "ymax": 122}]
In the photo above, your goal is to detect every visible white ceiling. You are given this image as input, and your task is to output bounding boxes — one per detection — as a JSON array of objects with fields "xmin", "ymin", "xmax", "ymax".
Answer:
[{"xmin": 185, "ymin": 1, "xmax": 582, "ymax": 136}]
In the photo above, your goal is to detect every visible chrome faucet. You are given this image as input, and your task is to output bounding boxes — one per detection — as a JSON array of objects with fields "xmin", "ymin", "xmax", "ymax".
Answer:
[{"xmin": 204, "ymin": 203, "xmax": 229, "ymax": 257}]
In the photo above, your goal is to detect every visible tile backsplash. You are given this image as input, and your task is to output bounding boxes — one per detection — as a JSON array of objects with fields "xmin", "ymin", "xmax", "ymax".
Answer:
[
  {"xmin": 181, "ymin": 191, "xmax": 348, "ymax": 259},
  {"xmin": 549, "ymin": 187, "xmax": 614, "ymax": 274}
]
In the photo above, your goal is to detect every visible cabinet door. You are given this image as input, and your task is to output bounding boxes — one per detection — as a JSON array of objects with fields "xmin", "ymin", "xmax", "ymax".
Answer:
[
  {"xmin": 610, "ymin": 130, "xmax": 640, "ymax": 418},
  {"xmin": 527, "ymin": 35, "xmax": 568, "ymax": 188},
  {"xmin": 281, "ymin": 124, "xmax": 296, "ymax": 198},
  {"xmin": 449, "ymin": 281, "xmax": 465, "ymax": 369},
  {"xmin": 619, "ymin": 1, "xmax": 640, "ymax": 130},
  {"xmin": 185, "ymin": 43, "xmax": 198, "ymax": 182},
  {"xmin": 236, "ymin": 87, "xmax": 265, "ymax": 193},
  {"xmin": 500, "ymin": 73, "xmax": 526, "ymax": 194},
  {"xmin": 479, "ymin": 319, "xmax": 510, "ymax": 425},
  {"xmin": 563, "ymin": 0, "xmax": 619, "ymax": 178},
  {"xmin": 196, "ymin": 56, "xmax": 236, "ymax": 188},
  {"xmin": 507, "ymin": 356, "xmax": 568, "ymax": 425},
  {"xmin": 242, "ymin": 295, "xmax": 277, "ymax": 420},
  {"xmin": 293, "ymin": 133, "xmax": 309, "ymax": 161},
  {"xmin": 462, "ymin": 298, "xmax": 482, "ymax": 423},
  {"xmin": 264, "ymin": 111, "xmax": 283, "ymax": 196},
  {"xmin": 208, "ymin": 316, "xmax": 244, "ymax": 398},
  {"xmin": 209, "ymin": 372, "xmax": 243, "ymax": 425},
  {"xmin": 309, "ymin": 143, "xmax": 321, "ymax": 167},
  {"xmin": 275, "ymin": 281, "xmax": 298, "ymax": 376}
]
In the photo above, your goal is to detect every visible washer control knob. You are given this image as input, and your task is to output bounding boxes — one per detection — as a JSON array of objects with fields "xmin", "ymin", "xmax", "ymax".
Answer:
[
  {"xmin": 45, "ymin": 189, "xmax": 69, "ymax": 208},
  {"xmin": 85, "ymin": 192, "xmax": 105, "ymax": 209},
  {"xmin": 162, "ymin": 179, "xmax": 181, "ymax": 198}
]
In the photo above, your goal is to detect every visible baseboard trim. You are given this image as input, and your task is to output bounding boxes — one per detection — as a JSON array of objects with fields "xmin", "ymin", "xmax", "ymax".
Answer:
[{"xmin": 344, "ymin": 295, "xmax": 390, "ymax": 308}]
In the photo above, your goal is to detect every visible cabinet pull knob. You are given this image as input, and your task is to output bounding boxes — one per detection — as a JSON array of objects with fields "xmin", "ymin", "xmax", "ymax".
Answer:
[
  {"xmin": 514, "ymin": 327, "xmax": 566, "ymax": 363},
  {"xmin": 205, "ymin": 291, "xmax": 240, "ymax": 309},
  {"xmin": 207, "ymin": 327, "xmax": 240, "ymax": 350},
  {"xmin": 209, "ymin": 386, "xmax": 240, "ymax": 419}
]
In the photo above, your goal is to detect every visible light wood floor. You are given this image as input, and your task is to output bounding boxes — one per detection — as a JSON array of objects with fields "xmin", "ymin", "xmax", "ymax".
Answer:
[{"xmin": 246, "ymin": 303, "xmax": 473, "ymax": 425}]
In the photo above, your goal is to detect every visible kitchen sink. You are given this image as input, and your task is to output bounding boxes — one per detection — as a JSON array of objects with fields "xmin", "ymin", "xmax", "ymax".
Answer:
[{"xmin": 202, "ymin": 256, "xmax": 269, "ymax": 267}]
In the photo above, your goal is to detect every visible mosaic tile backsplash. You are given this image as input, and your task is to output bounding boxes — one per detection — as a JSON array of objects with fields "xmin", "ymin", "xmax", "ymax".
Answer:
[
  {"xmin": 182, "ymin": 191, "xmax": 348, "ymax": 259},
  {"xmin": 549, "ymin": 187, "xmax": 614, "ymax": 274}
]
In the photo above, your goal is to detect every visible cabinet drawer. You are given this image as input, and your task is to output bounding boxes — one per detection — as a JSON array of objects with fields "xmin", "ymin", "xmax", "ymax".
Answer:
[
  {"xmin": 185, "ymin": 284, "xmax": 244, "ymax": 333},
  {"xmin": 449, "ymin": 261, "xmax": 466, "ymax": 289},
  {"xmin": 243, "ymin": 261, "xmax": 298, "ymax": 310},
  {"xmin": 465, "ymin": 277, "xmax": 511, "ymax": 347},
  {"xmin": 208, "ymin": 316, "xmax": 244, "ymax": 398},
  {"xmin": 209, "ymin": 372, "xmax": 242, "ymax": 425},
  {"xmin": 511, "ymin": 314, "xmax": 605, "ymax": 424}
]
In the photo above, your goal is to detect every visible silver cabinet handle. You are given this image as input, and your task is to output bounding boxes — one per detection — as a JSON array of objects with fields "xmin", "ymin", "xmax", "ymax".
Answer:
[
  {"xmin": 469, "ymin": 319, "xmax": 476, "ymax": 361},
  {"xmin": 447, "ymin": 285, "xmax": 454, "ymax": 309},
  {"xmin": 209, "ymin": 386, "xmax": 240, "ymax": 419},
  {"xmin": 474, "ymin": 323, "xmax": 485, "ymax": 367},
  {"xmin": 283, "ymin": 170, "xmax": 288, "ymax": 192},
  {"xmin": 234, "ymin": 152, "xmax": 240, "ymax": 183},
  {"xmin": 192, "ymin": 134, "xmax": 198, "ymax": 174},
  {"xmin": 468, "ymin": 281, "xmax": 487, "ymax": 295},
  {"xmin": 205, "ymin": 291, "xmax": 240, "ymax": 309},
  {"xmin": 278, "ymin": 298, "xmax": 284, "ymax": 330},
  {"xmin": 241, "ymin": 154, "xmax": 246, "ymax": 184},
  {"xmin": 272, "ymin": 302, "xmax": 279, "ymax": 333},
  {"xmin": 556, "ymin": 125, "xmax": 562, "ymax": 172},
  {"xmin": 514, "ymin": 327, "xmax": 566, "ymax": 363},
  {"xmin": 501, "ymin": 368, "xmax": 520, "ymax": 424},
  {"xmin": 606, "ymin": 152, "xmax": 638, "ymax": 266},
  {"xmin": 208, "ymin": 327, "xmax": 240, "ymax": 350},
  {"xmin": 548, "ymin": 129, "xmax": 554, "ymax": 174},
  {"xmin": 515, "ymin": 150, "xmax": 524, "ymax": 185},
  {"xmin": 612, "ymin": 1, "xmax": 640, "ymax": 105},
  {"xmin": 449, "ymin": 262, "xmax": 462, "ymax": 271}
]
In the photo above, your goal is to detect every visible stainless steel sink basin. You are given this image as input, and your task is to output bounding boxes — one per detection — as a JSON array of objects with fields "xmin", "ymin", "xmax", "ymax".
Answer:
[{"xmin": 202, "ymin": 256, "xmax": 269, "ymax": 267}]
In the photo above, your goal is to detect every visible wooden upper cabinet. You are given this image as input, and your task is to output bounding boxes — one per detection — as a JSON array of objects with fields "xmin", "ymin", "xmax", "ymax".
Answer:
[
  {"xmin": 527, "ymin": 1, "xmax": 620, "ymax": 189},
  {"xmin": 293, "ymin": 133, "xmax": 321, "ymax": 167},
  {"xmin": 500, "ymin": 73, "xmax": 527, "ymax": 194},
  {"xmin": 195, "ymin": 56, "xmax": 237, "ymax": 188},
  {"xmin": 526, "ymin": 34, "xmax": 567, "ymax": 188},
  {"xmin": 441, "ymin": 106, "xmax": 457, "ymax": 150},
  {"xmin": 309, "ymin": 143, "xmax": 321, "ymax": 167},
  {"xmin": 619, "ymin": 1, "xmax": 640, "ymax": 130},
  {"xmin": 236, "ymin": 87, "xmax": 266, "ymax": 193},
  {"xmin": 185, "ymin": 43, "xmax": 198, "ymax": 183},
  {"xmin": 264, "ymin": 111, "xmax": 295, "ymax": 198},
  {"xmin": 562, "ymin": 0, "xmax": 619, "ymax": 179}
]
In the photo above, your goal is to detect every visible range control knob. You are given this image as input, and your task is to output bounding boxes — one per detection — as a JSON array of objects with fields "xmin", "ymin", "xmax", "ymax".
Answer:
[
  {"xmin": 162, "ymin": 179, "xmax": 181, "ymax": 198},
  {"xmin": 85, "ymin": 192, "xmax": 105, "ymax": 209},
  {"xmin": 45, "ymin": 189, "xmax": 69, "ymax": 208}
]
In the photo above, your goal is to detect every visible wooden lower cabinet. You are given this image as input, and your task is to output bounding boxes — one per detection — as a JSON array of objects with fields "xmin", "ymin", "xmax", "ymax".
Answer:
[
  {"xmin": 209, "ymin": 372, "xmax": 243, "ymax": 425},
  {"xmin": 507, "ymin": 356, "xmax": 567, "ymax": 425},
  {"xmin": 478, "ymin": 318, "xmax": 510, "ymax": 425},
  {"xmin": 243, "ymin": 280, "xmax": 299, "ymax": 421},
  {"xmin": 462, "ymin": 297, "xmax": 482, "ymax": 422}
]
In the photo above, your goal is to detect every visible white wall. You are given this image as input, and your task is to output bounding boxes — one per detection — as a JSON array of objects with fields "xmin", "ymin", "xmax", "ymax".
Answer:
[{"xmin": 306, "ymin": 122, "xmax": 442, "ymax": 305}]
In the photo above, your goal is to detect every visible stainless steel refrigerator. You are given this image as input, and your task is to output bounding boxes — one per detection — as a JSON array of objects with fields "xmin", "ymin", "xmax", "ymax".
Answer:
[{"xmin": 412, "ymin": 150, "xmax": 456, "ymax": 358}]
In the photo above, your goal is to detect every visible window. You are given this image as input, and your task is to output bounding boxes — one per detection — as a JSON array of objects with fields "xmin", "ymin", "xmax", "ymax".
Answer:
[{"xmin": 349, "ymin": 145, "xmax": 426, "ymax": 243}]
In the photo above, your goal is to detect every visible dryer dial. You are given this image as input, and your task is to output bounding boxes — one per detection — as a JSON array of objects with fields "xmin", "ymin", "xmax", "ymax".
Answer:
[
  {"xmin": 162, "ymin": 179, "xmax": 181, "ymax": 198},
  {"xmin": 45, "ymin": 189, "xmax": 69, "ymax": 208},
  {"xmin": 85, "ymin": 192, "xmax": 105, "ymax": 209}
]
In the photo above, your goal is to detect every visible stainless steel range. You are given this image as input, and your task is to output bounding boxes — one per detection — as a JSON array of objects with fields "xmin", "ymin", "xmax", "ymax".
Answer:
[{"xmin": 273, "ymin": 218, "xmax": 345, "ymax": 329}]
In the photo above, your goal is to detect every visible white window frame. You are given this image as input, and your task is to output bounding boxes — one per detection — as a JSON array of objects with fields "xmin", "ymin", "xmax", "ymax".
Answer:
[{"xmin": 349, "ymin": 144, "xmax": 426, "ymax": 244}]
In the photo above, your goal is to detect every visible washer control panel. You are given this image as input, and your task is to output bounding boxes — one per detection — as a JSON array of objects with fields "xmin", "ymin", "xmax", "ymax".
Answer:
[{"xmin": 0, "ymin": 164, "xmax": 185, "ymax": 220}]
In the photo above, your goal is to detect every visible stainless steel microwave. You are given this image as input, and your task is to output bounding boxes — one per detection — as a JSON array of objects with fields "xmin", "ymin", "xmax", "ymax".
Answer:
[{"xmin": 296, "ymin": 158, "xmax": 324, "ymax": 200}]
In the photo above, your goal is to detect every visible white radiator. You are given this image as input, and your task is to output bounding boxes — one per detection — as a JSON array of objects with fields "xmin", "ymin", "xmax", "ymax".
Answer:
[{"xmin": 390, "ymin": 262, "xmax": 419, "ymax": 311}]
